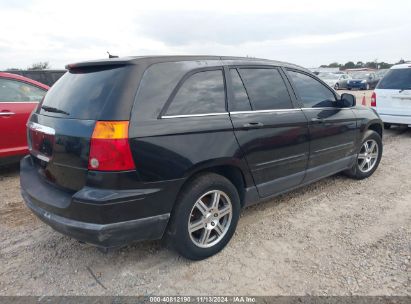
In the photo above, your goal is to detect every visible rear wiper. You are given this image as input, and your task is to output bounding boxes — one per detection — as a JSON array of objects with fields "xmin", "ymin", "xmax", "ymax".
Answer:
[{"xmin": 41, "ymin": 105, "xmax": 70, "ymax": 115}]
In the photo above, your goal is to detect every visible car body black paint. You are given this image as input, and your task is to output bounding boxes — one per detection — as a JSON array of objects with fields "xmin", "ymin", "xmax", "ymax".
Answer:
[
  {"xmin": 20, "ymin": 56, "xmax": 383, "ymax": 248},
  {"xmin": 284, "ymin": 69, "xmax": 358, "ymax": 177}
]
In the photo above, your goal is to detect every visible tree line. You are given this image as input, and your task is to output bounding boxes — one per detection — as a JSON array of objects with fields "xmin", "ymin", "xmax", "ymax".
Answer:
[
  {"xmin": 320, "ymin": 59, "xmax": 407, "ymax": 70},
  {"xmin": 6, "ymin": 61, "xmax": 51, "ymax": 71}
]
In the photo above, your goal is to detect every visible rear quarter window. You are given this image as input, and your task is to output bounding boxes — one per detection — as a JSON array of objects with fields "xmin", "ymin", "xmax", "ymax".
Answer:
[
  {"xmin": 377, "ymin": 68, "xmax": 411, "ymax": 90},
  {"xmin": 165, "ymin": 70, "xmax": 226, "ymax": 116}
]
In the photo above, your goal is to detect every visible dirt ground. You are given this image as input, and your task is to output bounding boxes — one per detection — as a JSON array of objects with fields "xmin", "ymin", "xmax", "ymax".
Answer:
[{"xmin": 0, "ymin": 124, "xmax": 410, "ymax": 296}]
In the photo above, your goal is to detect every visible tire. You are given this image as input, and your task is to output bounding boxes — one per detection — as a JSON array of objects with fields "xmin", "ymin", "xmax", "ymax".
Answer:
[
  {"xmin": 165, "ymin": 173, "xmax": 241, "ymax": 260},
  {"xmin": 384, "ymin": 123, "xmax": 391, "ymax": 129},
  {"xmin": 344, "ymin": 130, "xmax": 382, "ymax": 179},
  {"xmin": 334, "ymin": 83, "xmax": 339, "ymax": 90}
]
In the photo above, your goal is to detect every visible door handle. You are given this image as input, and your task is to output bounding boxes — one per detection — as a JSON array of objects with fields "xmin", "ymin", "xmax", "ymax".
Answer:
[
  {"xmin": 243, "ymin": 122, "xmax": 264, "ymax": 129},
  {"xmin": 0, "ymin": 111, "xmax": 15, "ymax": 117}
]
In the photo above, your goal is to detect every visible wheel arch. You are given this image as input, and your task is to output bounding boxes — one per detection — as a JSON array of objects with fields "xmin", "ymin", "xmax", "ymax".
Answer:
[
  {"xmin": 367, "ymin": 121, "xmax": 383, "ymax": 138},
  {"xmin": 179, "ymin": 159, "xmax": 253, "ymax": 208}
]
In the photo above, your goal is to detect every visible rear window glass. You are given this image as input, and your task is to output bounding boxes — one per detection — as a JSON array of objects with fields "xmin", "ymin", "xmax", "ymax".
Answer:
[
  {"xmin": 40, "ymin": 65, "xmax": 133, "ymax": 120},
  {"xmin": 165, "ymin": 70, "xmax": 226, "ymax": 116},
  {"xmin": 377, "ymin": 68, "xmax": 411, "ymax": 90}
]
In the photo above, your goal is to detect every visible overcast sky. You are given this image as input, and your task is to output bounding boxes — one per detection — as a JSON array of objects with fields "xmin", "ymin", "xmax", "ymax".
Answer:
[{"xmin": 1, "ymin": 0, "xmax": 410, "ymax": 70}]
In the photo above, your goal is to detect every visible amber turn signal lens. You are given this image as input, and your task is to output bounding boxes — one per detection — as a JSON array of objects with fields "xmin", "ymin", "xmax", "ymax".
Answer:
[{"xmin": 91, "ymin": 121, "xmax": 129, "ymax": 139}]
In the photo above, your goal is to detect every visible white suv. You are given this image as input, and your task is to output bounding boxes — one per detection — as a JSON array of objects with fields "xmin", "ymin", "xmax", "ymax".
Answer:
[{"xmin": 372, "ymin": 63, "xmax": 411, "ymax": 128}]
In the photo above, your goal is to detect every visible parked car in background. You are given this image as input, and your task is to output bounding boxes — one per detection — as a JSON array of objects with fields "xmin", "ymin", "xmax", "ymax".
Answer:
[
  {"xmin": 1, "ymin": 70, "xmax": 66, "ymax": 86},
  {"xmin": 0, "ymin": 72, "xmax": 48, "ymax": 165},
  {"xmin": 372, "ymin": 63, "xmax": 411, "ymax": 128},
  {"xmin": 346, "ymin": 72, "xmax": 379, "ymax": 90},
  {"xmin": 318, "ymin": 72, "xmax": 351, "ymax": 90},
  {"xmin": 20, "ymin": 56, "xmax": 383, "ymax": 260}
]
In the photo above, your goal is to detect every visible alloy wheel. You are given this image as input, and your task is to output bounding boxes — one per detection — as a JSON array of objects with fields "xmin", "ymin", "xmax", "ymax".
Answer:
[
  {"xmin": 188, "ymin": 190, "xmax": 232, "ymax": 248},
  {"xmin": 357, "ymin": 139, "xmax": 379, "ymax": 173}
]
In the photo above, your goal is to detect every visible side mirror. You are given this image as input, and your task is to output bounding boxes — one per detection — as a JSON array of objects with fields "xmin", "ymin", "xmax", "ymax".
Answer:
[{"xmin": 340, "ymin": 93, "xmax": 356, "ymax": 107}]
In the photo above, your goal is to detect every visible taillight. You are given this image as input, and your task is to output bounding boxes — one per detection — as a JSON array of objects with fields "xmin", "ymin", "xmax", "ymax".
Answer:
[
  {"xmin": 371, "ymin": 92, "xmax": 376, "ymax": 107},
  {"xmin": 88, "ymin": 121, "xmax": 135, "ymax": 171}
]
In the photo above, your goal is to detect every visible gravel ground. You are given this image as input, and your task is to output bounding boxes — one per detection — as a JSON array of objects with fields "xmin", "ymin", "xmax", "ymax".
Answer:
[{"xmin": 0, "ymin": 125, "xmax": 410, "ymax": 296}]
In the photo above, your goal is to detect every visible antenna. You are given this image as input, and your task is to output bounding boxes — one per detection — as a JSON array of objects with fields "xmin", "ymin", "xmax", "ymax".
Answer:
[{"xmin": 107, "ymin": 51, "xmax": 119, "ymax": 59}]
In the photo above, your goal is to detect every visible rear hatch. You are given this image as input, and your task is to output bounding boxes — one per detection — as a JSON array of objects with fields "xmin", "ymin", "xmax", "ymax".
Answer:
[
  {"xmin": 374, "ymin": 67, "xmax": 411, "ymax": 116},
  {"xmin": 27, "ymin": 63, "xmax": 139, "ymax": 191}
]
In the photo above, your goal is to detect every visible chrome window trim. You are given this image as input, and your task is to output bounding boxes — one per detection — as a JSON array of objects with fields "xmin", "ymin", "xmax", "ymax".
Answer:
[
  {"xmin": 230, "ymin": 108, "xmax": 302, "ymax": 115},
  {"xmin": 161, "ymin": 112, "xmax": 229, "ymax": 119},
  {"xmin": 300, "ymin": 107, "xmax": 352, "ymax": 110},
  {"xmin": 27, "ymin": 121, "xmax": 55, "ymax": 135},
  {"xmin": 160, "ymin": 107, "xmax": 352, "ymax": 118}
]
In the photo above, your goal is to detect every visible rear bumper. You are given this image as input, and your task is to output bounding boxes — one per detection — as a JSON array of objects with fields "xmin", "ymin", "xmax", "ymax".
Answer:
[
  {"xmin": 378, "ymin": 113, "xmax": 411, "ymax": 125},
  {"xmin": 20, "ymin": 156, "xmax": 183, "ymax": 247},
  {"xmin": 23, "ymin": 190, "xmax": 169, "ymax": 247}
]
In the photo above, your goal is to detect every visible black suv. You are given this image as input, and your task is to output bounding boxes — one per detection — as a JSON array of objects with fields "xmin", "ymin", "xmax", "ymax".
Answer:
[{"xmin": 20, "ymin": 56, "xmax": 383, "ymax": 260}]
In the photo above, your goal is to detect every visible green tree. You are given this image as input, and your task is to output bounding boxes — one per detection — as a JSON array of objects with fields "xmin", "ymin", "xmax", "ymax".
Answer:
[
  {"xmin": 328, "ymin": 62, "xmax": 341, "ymax": 68},
  {"xmin": 343, "ymin": 61, "xmax": 356, "ymax": 69},
  {"xmin": 320, "ymin": 62, "xmax": 341, "ymax": 68},
  {"xmin": 356, "ymin": 61, "xmax": 364, "ymax": 68},
  {"xmin": 365, "ymin": 61, "xmax": 377, "ymax": 69},
  {"xmin": 378, "ymin": 62, "xmax": 393, "ymax": 69}
]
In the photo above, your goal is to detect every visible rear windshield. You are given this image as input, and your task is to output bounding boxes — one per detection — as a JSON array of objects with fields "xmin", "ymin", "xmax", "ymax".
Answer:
[
  {"xmin": 377, "ymin": 68, "xmax": 411, "ymax": 90},
  {"xmin": 39, "ymin": 65, "xmax": 133, "ymax": 120}
]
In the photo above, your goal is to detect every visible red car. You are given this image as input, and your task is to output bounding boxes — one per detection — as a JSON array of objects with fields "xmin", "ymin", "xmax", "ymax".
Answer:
[{"xmin": 0, "ymin": 72, "xmax": 49, "ymax": 165}]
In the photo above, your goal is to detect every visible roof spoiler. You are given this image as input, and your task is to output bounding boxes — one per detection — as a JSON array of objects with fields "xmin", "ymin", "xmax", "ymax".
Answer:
[{"xmin": 65, "ymin": 57, "xmax": 136, "ymax": 70}]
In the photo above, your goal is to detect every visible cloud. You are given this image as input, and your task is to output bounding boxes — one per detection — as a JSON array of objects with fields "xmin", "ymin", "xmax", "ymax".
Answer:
[
  {"xmin": 0, "ymin": 0, "xmax": 410, "ymax": 69},
  {"xmin": 134, "ymin": 11, "xmax": 372, "ymax": 46}
]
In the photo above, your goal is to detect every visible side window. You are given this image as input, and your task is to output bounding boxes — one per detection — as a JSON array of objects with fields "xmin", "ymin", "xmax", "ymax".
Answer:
[
  {"xmin": 0, "ymin": 78, "xmax": 46, "ymax": 102},
  {"xmin": 229, "ymin": 69, "xmax": 252, "ymax": 111},
  {"xmin": 238, "ymin": 68, "xmax": 292, "ymax": 110},
  {"xmin": 166, "ymin": 70, "xmax": 225, "ymax": 116},
  {"xmin": 287, "ymin": 70, "xmax": 336, "ymax": 108}
]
